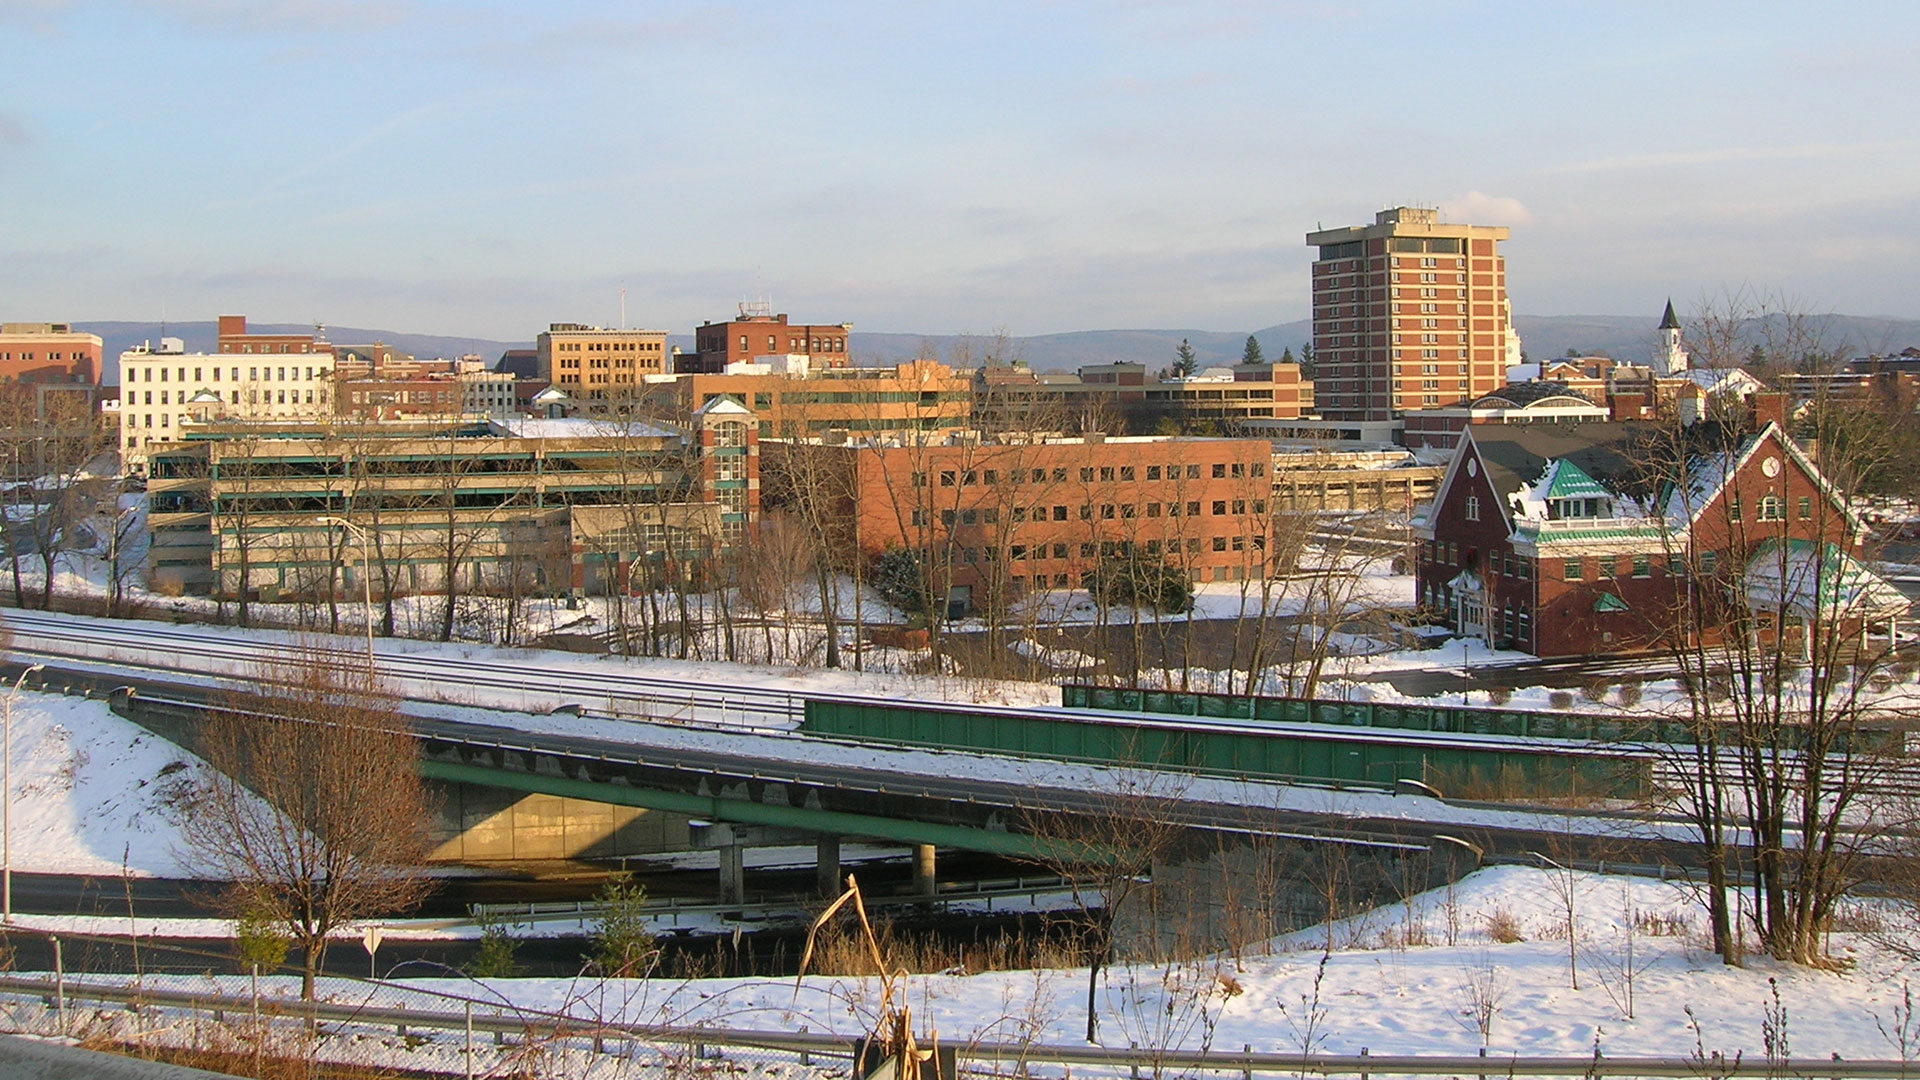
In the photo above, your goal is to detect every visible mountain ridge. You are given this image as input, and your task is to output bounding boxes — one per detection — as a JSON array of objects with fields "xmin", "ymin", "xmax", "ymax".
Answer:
[{"xmin": 75, "ymin": 313, "xmax": 1920, "ymax": 383}]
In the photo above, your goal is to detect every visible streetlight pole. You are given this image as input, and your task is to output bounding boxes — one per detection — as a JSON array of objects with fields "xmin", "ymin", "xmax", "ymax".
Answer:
[
  {"xmin": 316, "ymin": 516, "xmax": 375, "ymax": 674},
  {"xmin": 5, "ymin": 663, "xmax": 46, "ymax": 923}
]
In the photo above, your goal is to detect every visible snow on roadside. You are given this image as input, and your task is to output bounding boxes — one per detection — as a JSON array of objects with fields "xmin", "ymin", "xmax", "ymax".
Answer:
[{"xmin": 4, "ymin": 691, "xmax": 201, "ymax": 877}]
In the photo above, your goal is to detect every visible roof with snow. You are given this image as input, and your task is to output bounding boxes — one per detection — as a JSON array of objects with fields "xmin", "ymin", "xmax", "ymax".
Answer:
[
  {"xmin": 490, "ymin": 417, "xmax": 680, "ymax": 440},
  {"xmin": 1742, "ymin": 537, "xmax": 1907, "ymax": 620}
]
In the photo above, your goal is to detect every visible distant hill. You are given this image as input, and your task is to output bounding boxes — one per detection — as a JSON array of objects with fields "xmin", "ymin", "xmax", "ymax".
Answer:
[
  {"xmin": 78, "ymin": 314, "xmax": 1920, "ymax": 384},
  {"xmin": 856, "ymin": 314, "xmax": 1920, "ymax": 373},
  {"xmin": 78, "ymin": 321, "xmax": 536, "ymax": 383}
]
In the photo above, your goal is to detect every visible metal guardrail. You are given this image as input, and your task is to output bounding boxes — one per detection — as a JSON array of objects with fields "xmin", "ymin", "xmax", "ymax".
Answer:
[
  {"xmin": 0, "ymin": 973, "xmax": 1912, "ymax": 1079},
  {"xmin": 469, "ymin": 875, "xmax": 1076, "ymax": 926}
]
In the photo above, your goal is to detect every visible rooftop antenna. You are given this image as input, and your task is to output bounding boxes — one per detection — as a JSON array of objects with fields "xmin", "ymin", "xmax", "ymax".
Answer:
[{"xmin": 619, "ymin": 283, "xmax": 627, "ymax": 330}]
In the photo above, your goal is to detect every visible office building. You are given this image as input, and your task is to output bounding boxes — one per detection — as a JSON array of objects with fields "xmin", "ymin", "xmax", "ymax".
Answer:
[
  {"xmin": 688, "ymin": 303, "xmax": 852, "ymax": 374},
  {"xmin": 1306, "ymin": 207, "xmax": 1511, "ymax": 422}
]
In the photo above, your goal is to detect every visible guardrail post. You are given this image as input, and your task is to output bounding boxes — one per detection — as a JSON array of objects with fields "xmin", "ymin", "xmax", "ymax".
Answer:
[
  {"xmin": 51, "ymin": 936, "xmax": 64, "ymax": 1033},
  {"xmin": 1130, "ymin": 1041, "xmax": 1139, "ymax": 1080},
  {"xmin": 1242, "ymin": 1043, "xmax": 1252, "ymax": 1080},
  {"xmin": 465, "ymin": 1002, "xmax": 474, "ymax": 1080},
  {"xmin": 1360, "ymin": 1046, "xmax": 1369, "ymax": 1080}
]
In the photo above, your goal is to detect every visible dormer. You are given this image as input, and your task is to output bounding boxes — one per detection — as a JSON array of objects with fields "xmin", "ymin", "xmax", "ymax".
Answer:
[{"xmin": 1512, "ymin": 458, "xmax": 1614, "ymax": 522}]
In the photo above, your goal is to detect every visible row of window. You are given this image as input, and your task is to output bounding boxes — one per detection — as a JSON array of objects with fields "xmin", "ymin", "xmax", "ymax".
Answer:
[
  {"xmin": 129, "ymin": 365, "xmax": 327, "ymax": 384},
  {"xmin": 918, "ymin": 497, "xmax": 1269, "ymax": 527},
  {"xmin": 123, "ymin": 384, "xmax": 330, "ymax": 422},
  {"xmin": 1728, "ymin": 494, "xmax": 1811, "ymax": 522},
  {"xmin": 553, "ymin": 341, "xmax": 663, "ymax": 352},
  {"xmin": 0, "ymin": 350, "xmax": 87, "ymax": 362},
  {"xmin": 727, "ymin": 335, "xmax": 844, "ymax": 353},
  {"xmin": 221, "ymin": 342, "xmax": 317, "ymax": 354},
  {"xmin": 924, "ymin": 461, "xmax": 1264, "ymax": 487}
]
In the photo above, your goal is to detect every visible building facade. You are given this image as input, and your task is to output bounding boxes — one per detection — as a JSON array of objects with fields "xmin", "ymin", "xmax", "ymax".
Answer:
[
  {"xmin": 1412, "ymin": 405, "xmax": 1900, "ymax": 658},
  {"xmin": 1307, "ymin": 207, "xmax": 1511, "ymax": 422},
  {"xmin": 536, "ymin": 324, "xmax": 671, "ymax": 399},
  {"xmin": 688, "ymin": 304, "xmax": 852, "ymax": 374},
  {"xmin": 0, "ymin": 322, "xmax": 102, "ymax": 386},
  {"xmin": 780, "ymin": 434, "xmax": 1276, "ymax": 612},
  {"xmin": 144, "ymin": 412, "xmax": 754, "ymax": 599},
  {"xmin": 973, "ymin": 362, "xmax": 1312, "ymax": 434},
  {"xmin": 642, "ymin": 359, "xmax": 971, "ymax": 440},
  {"xmin": 216, "ymin": 314, "xmax": 334, "ymax": 357},
  {"xmin": 119, "ymin": 339, "xmax": 334, "ymax": 469}
]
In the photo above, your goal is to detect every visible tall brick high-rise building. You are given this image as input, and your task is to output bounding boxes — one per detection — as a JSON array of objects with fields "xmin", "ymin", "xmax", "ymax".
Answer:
[{"xmin": 1306, "ymin": 207, "xmax": 1511, "ymax": 422}]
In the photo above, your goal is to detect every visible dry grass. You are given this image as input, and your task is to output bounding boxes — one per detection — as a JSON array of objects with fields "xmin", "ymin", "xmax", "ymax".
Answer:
[{"xmin": 1483, "ymin": 906, "xmax": 1525, "ymax": 943}]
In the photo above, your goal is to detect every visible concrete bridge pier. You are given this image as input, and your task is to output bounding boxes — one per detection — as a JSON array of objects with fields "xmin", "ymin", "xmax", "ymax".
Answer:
[
  {"xmin": 718, "ymin": 843, "xmax": 746, "ymax": 906},
  {"xmin": 816, "ymin": 835, "xmax": 842, "ymax": 896},
  {"xmin": 912, "ymin": 843, "xmax": 937, "ymax": 897}
]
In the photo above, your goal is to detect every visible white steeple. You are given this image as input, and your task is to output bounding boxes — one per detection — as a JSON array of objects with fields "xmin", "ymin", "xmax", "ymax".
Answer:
[{"xmin": 1656, "ymin": 299, "xmax": 1689, "ymax": 375}]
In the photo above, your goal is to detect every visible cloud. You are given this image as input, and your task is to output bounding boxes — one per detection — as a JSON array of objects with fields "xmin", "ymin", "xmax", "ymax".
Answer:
[
  {"xmin": 1442, "ymin": 191, "xmax": 1533, "ymax": 227},
  {"xmin": 121, "ymin": 0, "xmax": 409, "ymax": 33},
  {"xmin": 1540, "ymin": 139, "xmax": 1920, "ymax": 177}
]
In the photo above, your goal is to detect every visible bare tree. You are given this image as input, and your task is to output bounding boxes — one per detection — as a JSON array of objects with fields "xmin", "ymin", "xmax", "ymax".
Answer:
[
  {"xmin": 1650, "ymin": 293, "xmax": 1917, "ymax": 964},
  {"xmin": 180, "ymin": 652, "xmax": 434, "ymax": 998},
  {"xmin": 1016, "ymin": 761, "xmax": 1193, "ymax": 1043}
]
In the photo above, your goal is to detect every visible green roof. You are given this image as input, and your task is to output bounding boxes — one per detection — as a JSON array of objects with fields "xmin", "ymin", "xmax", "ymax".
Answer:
[
  {"xmin": 1593, "ymin": 592, "xmax": 1631, "ymax": 612},
  {"xmin": 1544, "ymin": 458, "xmax": 1609, "ymax": 501}
]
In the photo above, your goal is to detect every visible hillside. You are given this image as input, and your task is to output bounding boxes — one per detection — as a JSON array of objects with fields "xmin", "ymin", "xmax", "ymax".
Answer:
[{"xmin": 77, "ymin": 314, "xmax": 1920, "ymax": 383}]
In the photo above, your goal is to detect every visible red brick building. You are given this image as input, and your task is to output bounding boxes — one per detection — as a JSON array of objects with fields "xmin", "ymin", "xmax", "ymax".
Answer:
[
  {"xmin": 217, "ymin": 314, "xmax": 334, "ymax": 357},
  {"xmin": 1413, "ymin": 403, "xmax": 1901, "ymax": 658},
  {"xmin": 688, "ymin": 304, "xmax": 852, "ymax": 374},
  {"xmin": 780, "ymin": 434, "xmax": 1275, "ymax": 612},
  {"xmin": 0, "ymin": 322, "xmax": 103, "ymax": 421}
]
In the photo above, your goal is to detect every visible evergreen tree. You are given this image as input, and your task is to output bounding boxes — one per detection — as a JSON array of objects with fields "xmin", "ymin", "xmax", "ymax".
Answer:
[
  {"xmin": 1241, "ymin": 335, "xmax": 1264, "ymax": 365},
  {"xmin": 1299, "ymin": 342, "xmax": 1316, "ymax": 380},
  {"xmin": 1279, "ymin": 346, "xmax": 1295, "ymax": 364},
  {"xmin": 1172, "ymin": 338, "xmax": 1198, "ymax": 378}
]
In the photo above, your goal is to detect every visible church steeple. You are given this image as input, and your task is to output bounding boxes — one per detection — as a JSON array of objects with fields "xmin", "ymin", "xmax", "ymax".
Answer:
[
  {"xmin": 1658, "ymin": 299, "xmax": 1681, "ymax": 331},
  {"xmin": 1656, "ymin": 298, "xmax": 1688, "ymax": 374}
]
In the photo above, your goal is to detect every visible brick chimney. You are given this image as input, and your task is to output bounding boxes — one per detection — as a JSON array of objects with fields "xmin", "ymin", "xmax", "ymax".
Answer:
[
  {"xmin": 1607, "ymin": 392, "xmax": 1648, "ymax": 421},
  {"xmin": 1749, "ymin": 391, "xmax": 1790, "ymax": 433}
]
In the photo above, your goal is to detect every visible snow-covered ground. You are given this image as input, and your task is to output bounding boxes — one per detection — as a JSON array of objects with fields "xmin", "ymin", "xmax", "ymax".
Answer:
[
  {"xmin": 1, "ymin": 690, "xmax": 202, "ymax": 878},
  {"xmin": 7, "ymin": 865, "xmax": 1906, "ymax": 1064}
]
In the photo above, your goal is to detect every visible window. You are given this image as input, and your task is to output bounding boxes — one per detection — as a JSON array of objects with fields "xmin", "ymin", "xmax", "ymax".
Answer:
[
  {"xmin": 1632, "ymin": 554, "xmax": 1650, "ymax": 578},
  {"xmin": 1052, "ymin": 505, "xmax": 1067, "ymax": 521},
  {"xmin": 1186, "ymin": 465, "xmax": 1201, "ymax": 479},
  {"xmin": 1146, "ymin": 466, "xmax": 1161, "ymax": 480},
  {"xmin": 1465, "ymin": 495, "xmax": 1480, "ymax": 521},
  {"xmin": 1053, "ymin": 543, "xmax": 1067, "ymax": 559},
  {"xmin": 1728, "ymin": 496, "xmax": 1743, "ymax": 522},
  {"xmin": 1700, "ymin": 550, "xmax": 1717, "ymax": 577},
  {"xmin": 1119, "ymin": 465, "xmax": 1135, "ymax": 481},
  {"xmin": 1212, "ymin": 536, "xmax": 1228, "ymax": 552},
  {"xmin": 1758, "ymin": 494, "xmax": 1785, "ymax": 521},
  {"xmin": 1798, "ymin": 496, "xmax": 1812, "ymax": 520},
  {"xmin": 1099, "ymin": 466, "xmax": 1114, "ymax": 482},
  {"xmin": 1212, "ymin": 500, "xmax": 1227, "ymax": 516},
  {"xmin": 1563, "ymin": 557, "xmax": 1584, "ymax": 581},
  {"xmin": 1212, "ymin": 463, "xmax": 1226, "ymax": 478}
]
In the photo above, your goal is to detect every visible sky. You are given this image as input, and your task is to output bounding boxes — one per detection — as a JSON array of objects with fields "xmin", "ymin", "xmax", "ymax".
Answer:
[{"xmin": 2, "ymin": 1, "xmax": 1917, "ymax": 341}]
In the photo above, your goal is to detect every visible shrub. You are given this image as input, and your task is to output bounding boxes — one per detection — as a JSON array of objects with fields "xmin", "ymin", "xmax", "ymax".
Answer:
[
  {"xmin": 870, "ymin": 547, "xmax": 933, "ymax": 617},
  {"xmin": 1548, "ymin": 690, "xmax": 1574, "ymax": 711},
  {"xmin": 466, "ymin": 916, "xmax": 521, "ymax": 979},
  {"xmin": 1580, "ymin": 678, "xmax": 1610, "ymax": 703},
  {"xmin": 1484, "ymin": 907, "xmax": 1525, "ymax": 943},
  {"xmin": 235, "ymin": 907, "xmax": 291, "ymax": 973},
  {"xmin": 591, "ymin": 878, "xmax": 656, "ymax": 977},
  {"xmin": 1615, "ymin": 679, "xmax": 1643, "ymax": 708},
  {"xmin": 1486, "ymin": 686, "xmax": 1513, "ymax": 706},
  {"xmin": 1082, "ymin": 554, "xmax": 1193, "ymax": 613}
]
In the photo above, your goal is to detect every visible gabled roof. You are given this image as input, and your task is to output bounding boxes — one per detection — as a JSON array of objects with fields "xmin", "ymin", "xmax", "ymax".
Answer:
[{"xmin": 1743, "ymin": 537, "xmax": 1907, "ymax": 620}]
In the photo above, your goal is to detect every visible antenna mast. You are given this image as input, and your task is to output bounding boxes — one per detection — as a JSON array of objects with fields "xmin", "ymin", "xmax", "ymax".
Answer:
[{"xmin": 619, "ymin": 284, "xmax": 628, "ymax": 330}]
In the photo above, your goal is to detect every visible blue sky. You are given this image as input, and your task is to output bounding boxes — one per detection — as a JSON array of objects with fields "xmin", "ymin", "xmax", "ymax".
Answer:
[{"xmin": 3, "ymin": 1, "xmax": 1916, "ymax": 340}]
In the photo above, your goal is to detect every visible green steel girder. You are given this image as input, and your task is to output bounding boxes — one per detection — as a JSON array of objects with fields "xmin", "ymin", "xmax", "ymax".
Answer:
[{"xmin": 418, "ymin": 758, "xmax": 1060, "ymax": 859}]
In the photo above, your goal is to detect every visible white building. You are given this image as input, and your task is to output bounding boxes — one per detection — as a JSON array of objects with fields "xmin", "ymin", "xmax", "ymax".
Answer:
[{"xmin": 119, "ymin": 339, "xmax": 334, "ymax": 471}]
